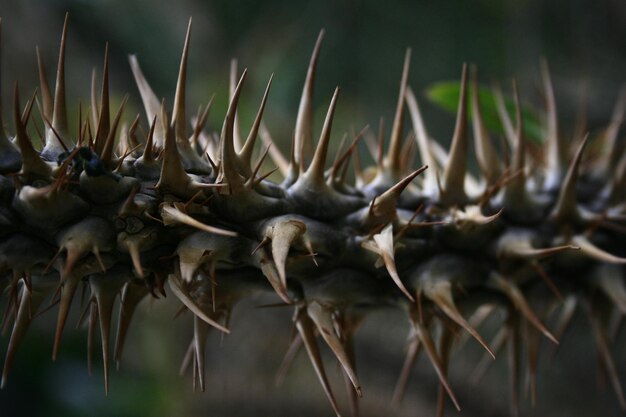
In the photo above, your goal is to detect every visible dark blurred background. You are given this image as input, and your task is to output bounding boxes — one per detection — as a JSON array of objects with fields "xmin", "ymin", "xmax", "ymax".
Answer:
[{"xmin": 0, "ymin": 0, "xmax": 625, "ymax": 416}]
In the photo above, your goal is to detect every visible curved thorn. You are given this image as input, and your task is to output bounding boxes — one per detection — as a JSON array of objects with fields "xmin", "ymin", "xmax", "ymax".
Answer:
[
  {"xmin": 372, "ymin": 224, "xmax": 414, "ymax": 301},
  {"xmin": 307, "ymin": 302, "xmax": 362, "ymax": 397},
  {"xmin": 167, "ymin": 276, "xmax": 230, "ymax": 334},
  {"xmin": 423, "ymin": 281, "xmax": 494, "ymax": 358}
]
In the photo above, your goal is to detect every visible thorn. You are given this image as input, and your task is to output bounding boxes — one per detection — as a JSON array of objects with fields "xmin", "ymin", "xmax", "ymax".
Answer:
[
  {"xmin": 218, "ymin": 69, "xmax": 248, "ymax": 191},
  {"xmin": 260, "ymin": 122, "xmax": 289, "ymax": 177},
  {"xmin": 240, "ymin": 74, "xmax": 273, "ymax": 171},
  {"xmin": 161, "ymin": 204, "xmax": 237, "ymax": 236},
  {"xmin": 391, "ymin": 334, "xmax": 420, "ymax": 407},
  {"xmin": 384, "ymin": 48, "xmax": 411, "ymax": 175},
  {"xmin": 307, "ymin": 301, "xmax": 362, "ymax": 397},
  {"xmin": 269, "ymin": 220, "xmax": 306, "ymax": 287},
  {"xmin": 440, "ymin": 63, "xmax": 469, "ymax": 206},
  {"xmin": 541, "ymin": 59, "xmax": 566, "ymax": 189},
  {"xmin": 129, "ymin": 55, "xmax": 163, "ymax": 147},
  {"xmin": 572, "ymin": 235, "xmax": 626, "ymax": 264},
  {"xmin": 470, "ymin": 65, "xmax": 501, "ymax": 184},
  {"xmin": 275, "ymin": 333, "xmax": 303, "ymax": 387},
  {"xmin": 36, "ymin": 46, "xmax": 53, "ymax": 121},
  {"xmin": 172, "ymin": 18, "xmax": 192, "ymax": 144},
  {"xmin": 405, "ymin": 86, "xmax": 438, "ymax": 196},
  {"xmin": 114, "ymin": 282, "xmax": 148, "ymax": 367},
  {"xmin": 412, "ymin": 318, "xmax": 461, "ymax": 412},
  {"xmin": 294, "ymin": 304, "xmax": 343, "ymax": 417},
  {"xmin": 489, "ymin": 274, "xmax": 558, "ymax": 344},
  {"xmin": 367, "ymin": 166, "xmax": 428, "ymax": 227},
  {"xmin": 371, "ymin": 224, "xmax": 414, "ymax": 301},
  {"xmin": 94, "ymin": 43, "xmax": 111, "ymax": 155},
  {"xmin": 229, "ymin": 59, "xmax": 243, "ymax": 152},
  {"xmin": 295, "ymin": 29, "xmax": 325, "ymax": 169},
  {"xmin": 303, "ymin": 87, "xmax": 340, "ymax": 187},
  {"xmin": 167, "ymin": 275, "xmax": 230, "ymax": 334},
  {"xmin": 550, "ymin": 133, "xmax": 589, "ymax": 223},
  {"xmin": 423, "ymin": 280, "xmax": 495, "ymax": 358},
  {"xmin": 100, "ymin": 95, "xmax": 129, "ymax": 166},
  {"xmin": 193, "ymin": 314, "xmax": 210, "ymax": 392}
]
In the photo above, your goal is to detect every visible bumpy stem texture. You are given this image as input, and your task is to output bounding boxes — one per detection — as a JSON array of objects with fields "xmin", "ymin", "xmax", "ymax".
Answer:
[{"xmin": 1, "ymin": 15, "xmax": 626, "ymax": 417}]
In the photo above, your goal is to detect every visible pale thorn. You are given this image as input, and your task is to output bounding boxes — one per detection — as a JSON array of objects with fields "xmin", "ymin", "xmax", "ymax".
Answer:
[
  {"xmin": 421, "ymin": 280, "xmax": 495, "ymax": 358},
  {"xmin": 552, "ymin": 295, "xmax": 577, "ymax": 343},
  {"xmin": 470, "ymin": 65, "xmax": 501, "ymax": 184},
  {"xmin": 172, "ymin": 18, "xmax": 192, "ymax": 144},
  {"xmin": 229, "ymin": 59, "xmax": 243, "ymax": 152},
  {"xmin": 496, "ymin": 233, "xmax": 578, "ymax": 260},
  {"xmin": 114, "ymin": 282, "xmax": 149, "ymax": 367},
  {"xmin": 127, "ymin": 242, "xmax": 144, "ymax": 278},
  {"xmin": 372, "ymin": 224, "xmax": 414, "ymax": 301},
  {"xmin": 367, "ymin": 166, "xmax": 428, "ymax": 227},
  {"xmin": 295, "ymin": 29, "xmax": 325, "ymax": 168},
  {"xmin": 245, "ymin": 144, "xmax": 271, "ymax": 188},
  {"xmin": 541, "ymin": 59, "xmax": 567, "ymax": 190},
  {"xmin": 36, "ymin": 46, "xmax": 53, "ymax": 121},
  {"xmin": 405, "ymin": 86, "xmax": 438, "ymax": 196},
  {"xmin": 260, "ymin": 122, "xmax": 289, "ymax": 176},
  {"xmin": 91, "ymin": 67, "xmax": 99, "ymax": 129},
  {"xmin": 274, "ymin": 333, "xmax": 303, "ymax": 387},
  {"xmin": 52, "ymin": 272, "xmax": 82, "ymax": 360},
  {"xmin": 294, "ymin": 305, "xmax": 343, "ymax": 417},
  {"xmin": 254, "ymin": 246, "xmax": 292, "ymax": 304},
  {"xmin": 412, "ymin": 319, "xmax": 461, "ymax": 412},
  {"xmin": 307, "ymin": 301, "xmax": 362, "ymax": 397},
  {"xmin": 440, "ymin": 63, "xmax": 469, "ymax": 207},
  {"xmin": 218, "ymin": 69, "xmax": 248, "ymax": 191},
  {"xmin": 488, "ymin": 274, "xmax": 558, "ymax": 344},
  {"xmin": 156, "ymin": 102, "xmax": 194, "ymax": 195},
  {"xmin": 268, "ymin": 220, "xmax": 306, "ymax": 287},
  {"xmin": 142, "ymin": 115, "xmax": 157, "ymax": 162},
  {"xmin": 549, "ymin": 133, "xmax": 589, "ymax": 223},
  {"xmin": 240, "ymin": 74, "xmax": 274, "ymax": 171},
  {"xmin": 89, "ymin": 274, "xmax": 126, "ymax": 396},
  {"xmin": 450, "ymin": 206, "xmax": 502, "ymax": 230},
  {"xmin": 492, "ymin": 83, "xmax": 516, "ymax": 149},
  {"xmin": 100, "ymin": 95, "xmax": 129, "ymax": 166},
  {"xmin": 190, "ymin": 97, "xmax": 214, "ymax": 149},
  {"xmin": 384, "ymin": 48, "xmax": 412, "ymax": 175},
  {"xmin": 160, "ymin": 203, "xmax": 237, "ymax": 236},
  {"xmin": 469, "ymin": 325, "xmax": 508, "ymax": 384},
  {"xmin": 302, "ymin": 87, "xmax": 340, "ymax": 188},
  {"xmin": 602, "ymin": 86, "xmax": 626, "ymax": 171},
  {"xmin": 193, "ymin": 315, "xmax": 210, "ymax": 392},
  {"xmin": 13, "ymin": 85, "xmax": 51, "ymax": 178},
  {"xmin": 391, "ymin": 333, "xmax": 420, "ymax": 407},
  {"xmin": 128, "ymin": 55, "xmax": 164, "ymax": 146},
  {"xmin": 504, "ymin": 79, "xmax": 527, "ymax": 206},
  {"xmin": 42, "ymin": 13, "xmax": 70, "ymax": 158},
  {"xmin": 94, "ymin": 43, "xmax": 111, "ymax": 155},
  {"xmin": 588, "ymin": 304, "xmax": 626, "ymax": 409},
  {"xmin": 167, "ymin": 276, "xmax": 230, "ymax": 334},
  {"xmin": 595, "ymin": 265, "xmax": 626, "ymax": 314},
  {"xmin": 430, "ymin": 134, "xmax": 482, "ymax": 195},
  {"xmin": 571, "ymin": 235, "xmax": 626, "ymax": 264}
]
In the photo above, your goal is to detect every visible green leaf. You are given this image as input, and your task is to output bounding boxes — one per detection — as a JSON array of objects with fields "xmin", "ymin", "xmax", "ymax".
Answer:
[{"xmin": 425, "ymin": 81, "xmax": 545, "ymax": 144}]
